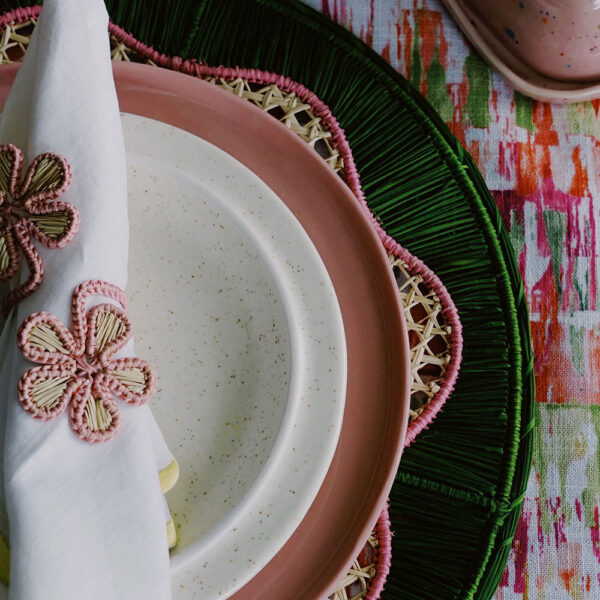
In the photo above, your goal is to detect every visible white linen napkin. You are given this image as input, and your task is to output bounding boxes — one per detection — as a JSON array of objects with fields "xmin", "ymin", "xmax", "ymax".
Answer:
[{"xmin": 0, "ymin": 0, "xmax": 175, "ymax": 597}]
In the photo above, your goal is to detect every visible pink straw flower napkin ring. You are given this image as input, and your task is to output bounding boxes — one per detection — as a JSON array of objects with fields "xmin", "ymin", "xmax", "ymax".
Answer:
[
  {"xmin": 0, "ymin": 144, "xmax": 78, "ymax": 314},
  {"xmin": 16, "ymin": 280, "xmax": 156, "ymax": 443}
]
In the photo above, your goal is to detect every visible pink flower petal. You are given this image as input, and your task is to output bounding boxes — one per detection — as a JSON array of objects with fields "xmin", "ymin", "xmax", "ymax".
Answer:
[
  {"xmin": 18, "ymin": 364, "xmax": 78, "ymax": 421},
  {"xmin": 69, "ymin": 376, "xmax": 121, "ymax": 443}
]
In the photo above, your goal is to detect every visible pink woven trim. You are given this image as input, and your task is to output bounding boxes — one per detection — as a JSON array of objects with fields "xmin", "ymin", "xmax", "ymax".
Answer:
[
  {"xmin": 4, "ymin": 220, "xmax": 44, "ymax": 312},
  {"xmin": 102, "ymin": 356, "xmax": 157, "ymax": 405},
  {"xmin": 71, "ymin": 280, "xmax": 129, "ymax": 350},
  {"xmin": 85, "ymin": 302, "xmax": 132, "ymax": 361},
  {"xmin": 19, "ymin": 151, "xmax": 73, "ymax": 204},
  {"xmin": 16, "ymin": 280, "xmax": 155, "ymax": 444},
  {"xmin": 70, "ymin": 376, "xmax": 121, "ymax": 444},
  {"xmin": 0, "ymin": 143, "xmax": 22, "ymax": 199},
  {"xmin": 18, "ymin": 309, "xmax": 78, "ymax": 364},
  {"xmin": 368, "ymin": 504, "xmax": 392, "ymax": 600},
  {"xmin": 0, "ymin": 6, "xmax": 40, "ymax": 26},
  {"xmin": 0, "ymin": 143, "xmax": 78, "ymax": 315},
  {"xmin": 395, "ymin": 243, "xmax": 463, "ymax": 447},
  {"xmin": 18, "ymin": 363, "xmax": 79, "ymax": 420}
]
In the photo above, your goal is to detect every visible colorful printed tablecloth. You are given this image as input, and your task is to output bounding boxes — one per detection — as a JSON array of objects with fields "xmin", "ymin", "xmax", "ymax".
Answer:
[{"xmin": 306, "ymin": 1, "xmax": 600, "ymax": 598}]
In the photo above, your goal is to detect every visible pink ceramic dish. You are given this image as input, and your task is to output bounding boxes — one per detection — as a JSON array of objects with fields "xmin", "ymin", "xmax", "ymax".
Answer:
[
  {"xmin": 443, "ymin": 0, "xmax": 600, "ymax": 103},
  {"xmin": 0, "ymin": 62, "xmax": 409, "ymax": 599}
]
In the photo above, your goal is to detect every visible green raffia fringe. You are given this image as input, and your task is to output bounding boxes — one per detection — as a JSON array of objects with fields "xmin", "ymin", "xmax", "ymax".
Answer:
[{"xmin": 2, "ymin": 0, "xmax": 535, "ymax": 598}]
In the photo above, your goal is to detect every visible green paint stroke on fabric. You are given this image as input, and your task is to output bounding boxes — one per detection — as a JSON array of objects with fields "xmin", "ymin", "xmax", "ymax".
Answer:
[
  {"xmin": 568, "ymin": 101, "xmax": 600, "ymax": 139},
  {"xmin": 583, "ymin": 463, "xmax": 600, "ymax": 528},
  {"xmin": 543, "ymin": 210, "xmax": 566, "ymax": 301},
  {"xmin": 585, "ymin": 406, "xmax": 600, "ymax": 527},
  {"xmin": 510, "ymin": 210, "xmax": 525, "ymax": 266},
  {"xmin": 569, "ymin": 325, "xmax": 585, "ymax": 376},
  {"xmin": 410, "ymin": 18, "xmax": 422, "ymax": 91},
  {"xmin": 426, "ymin": 46, "xmax": 453, "ymax": 122},
  {"xmin": 515, "ymin": 92, "xmax": 534, "ymax": 133},
  {"xmin": 534, "ymin": 404, "xmax": 600, "ymax": 531},
  {"xmin": 573, "ymin": 256, "xmax": 589, "ymax": 311},
  {"xmin": 533, "ymin": 404, "xmax": 551, "ymax": 534},
  {"xmin": 464, "ymin": 52, "xmax": 491, "ymax": 128}
]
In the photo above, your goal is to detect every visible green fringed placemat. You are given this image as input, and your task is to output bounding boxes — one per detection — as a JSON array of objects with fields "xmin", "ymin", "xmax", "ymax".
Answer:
[{"xmin": 0, "ymin": 1, "xmax": 535, "ymax": 598}]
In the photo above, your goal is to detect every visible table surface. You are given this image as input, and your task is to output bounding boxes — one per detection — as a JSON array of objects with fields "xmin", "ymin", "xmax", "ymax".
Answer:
[{"xmin": 305, "ymin": 0, "xmax": 600, "ymax": 598}]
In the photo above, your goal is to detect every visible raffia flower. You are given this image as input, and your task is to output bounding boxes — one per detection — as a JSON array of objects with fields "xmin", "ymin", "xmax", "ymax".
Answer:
[
  {"xmin": 16, "ymin": 280, "xmax": 156, "ymax": 444},
  {"xmin": 0, "ymin": 143, "xmax": 79, "ymax": 314}
]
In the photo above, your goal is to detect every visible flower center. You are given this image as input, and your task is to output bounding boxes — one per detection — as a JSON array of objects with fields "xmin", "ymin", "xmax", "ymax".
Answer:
[
  {"xmin": 0, "ymin": 201, "xmax": 13, "ymax": 221},
  {"xmin": 0, "ymin": 197, "xmax": 27, "ymax": 225},
  {"xmin": 74, "ymin": 354, "xmax": 100, "ymax": 378}
]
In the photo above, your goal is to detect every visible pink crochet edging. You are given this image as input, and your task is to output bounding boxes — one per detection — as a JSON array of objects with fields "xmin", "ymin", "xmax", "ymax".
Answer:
[
  {"xmin": 0, "ymin": 6, "xmax": 39, "ymax": 26},
  {"xmin": 368, "ymin": 504, "xmax": 392, "ymax": 600},
  {"xmin": 16, "ymin": 280, "xmax": 156, "ymax": 444}
]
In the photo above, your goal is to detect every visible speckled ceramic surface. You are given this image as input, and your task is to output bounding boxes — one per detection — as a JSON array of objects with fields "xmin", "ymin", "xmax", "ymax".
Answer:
[
  {"xmin": 123, "ymin": 114, "xmax": 346, "ymax": 598},
  {"xmin": 443, "ymin": 0, "xmax": 600, "ymax": 102},
  {"xmin": 459, "ymin": 0, "xmax": 600, "ymax": 81}
]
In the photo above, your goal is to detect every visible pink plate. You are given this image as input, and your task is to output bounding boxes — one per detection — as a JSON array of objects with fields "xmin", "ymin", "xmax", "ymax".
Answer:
[{"xmin": 0, "ymin": 62, "xmax": 410, "ymax": 599}]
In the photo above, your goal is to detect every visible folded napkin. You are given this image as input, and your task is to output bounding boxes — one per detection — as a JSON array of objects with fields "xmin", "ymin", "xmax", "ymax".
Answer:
[{"xmin": 0, "ymin": 0, "xmax": 176, "ymax": 597}]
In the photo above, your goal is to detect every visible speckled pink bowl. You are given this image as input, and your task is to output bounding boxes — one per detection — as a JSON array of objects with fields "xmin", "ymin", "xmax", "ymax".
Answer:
[
  {"xmin": 443, "ymin": 0, "xmax": 600, "ymax": 102},
  {"xmin": 468, "ymin": 0, "xmax": 600, "ymax": 81}
]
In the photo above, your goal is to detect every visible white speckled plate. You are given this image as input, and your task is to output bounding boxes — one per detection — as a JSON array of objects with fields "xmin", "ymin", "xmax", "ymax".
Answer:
[{"xmin": 122, "ymin": 114, "xmax": 346, "ymax": 598}]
